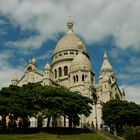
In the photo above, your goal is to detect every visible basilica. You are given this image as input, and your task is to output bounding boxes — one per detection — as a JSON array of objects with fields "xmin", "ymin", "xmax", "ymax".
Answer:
[{"xmin": 11, "ymin": 18, "xmax": 125, "ymax": 129}]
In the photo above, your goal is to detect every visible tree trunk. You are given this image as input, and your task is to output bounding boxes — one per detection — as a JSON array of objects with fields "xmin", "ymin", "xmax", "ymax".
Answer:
[
  {"xmin": 37, "ymin": 115, "xmax": 43, "ymax": 128},
  {"xmin": 2, "ymin": 115, "xmax": 6, "ymax": 129},
  {"xmin": 47, "ymin": 117, "xmax": 51, "ymax": 128},
  {"xmin": 68, "ymin": 116, "xmax": 72, "ymax": 128},
  {"xmin": 64, "ymin": 116, "xmax": 66, "ymax": 127},
  {"xmin": 54, "ymin": 117, "xmax": 57, "ymax": 127}
]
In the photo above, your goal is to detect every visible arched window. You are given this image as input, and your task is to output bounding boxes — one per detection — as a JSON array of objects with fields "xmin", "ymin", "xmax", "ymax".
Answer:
[
  {"xmin": 82, "ymin": 74, "xmax": 85, "ymax": 81},
  {"xmin": 54, "ymin": 69, "xmax": 57, "ymax": 79},
  {"xmin": 59, "ymin": 67, "xmax": 62, "ymax": 77},
  {"xmin": 76, "ymin": 75, "xmax": 78, "ymax": 82},
  {"xmin": 64, "ymin": 66, "xmax": 68, "ymax": 76},
  {"xmin": 27, "ymin": 66, "xmax": 32, "ymax": 72},
  {"xmin": 73, "ymin": 76, "xmax": 76, "ymax": 83}
]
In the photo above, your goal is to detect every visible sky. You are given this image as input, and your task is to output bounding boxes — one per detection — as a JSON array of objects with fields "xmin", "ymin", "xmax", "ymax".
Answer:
[{"xmin": 0, "ymin": 0, "xmax": 140, "ymax": 103}]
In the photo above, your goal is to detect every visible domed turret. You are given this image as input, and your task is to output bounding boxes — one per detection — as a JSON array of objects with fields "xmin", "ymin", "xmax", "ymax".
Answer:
[
  {"xmin": 43, "ymin": 63, "xmax": 52, "ymax": 85},
  {"xmin": 12, "ymin": 73, "xmax": 18, "ymax": 81},
  {"xmin": 69, "ymin": 52, "xmax": 95, "ymax": 89},
  {"xmin": 11, "ymin": 73, "xmax": 18, "ymax": 85},
  {"xmin": 70, "ymin": 52, "xmax": 92, "ymax": 72},
  {"xmin": 44, "ymin": 64, "xmax": 50, "ymax": 70}
]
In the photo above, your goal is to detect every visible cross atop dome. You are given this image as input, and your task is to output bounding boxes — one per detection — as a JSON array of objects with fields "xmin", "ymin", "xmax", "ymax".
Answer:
[{"xmin": 67, "ymin": 16, "xmax": 74, "ymax": 34}]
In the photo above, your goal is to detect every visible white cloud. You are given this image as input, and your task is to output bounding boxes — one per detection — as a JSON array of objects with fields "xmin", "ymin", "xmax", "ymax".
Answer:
[
  {"xmin": 130, "ymin": 56, "xmax": 140, "ymax": 66},
  {"xmin": 37, "ymin": 49, "xmax": 53, "ymax": 61},
  {"xmin": 0, "ymin": 0, "xmax": 140, "ymax": 51},
  {"xmin": 0, "ymin": 68, "xmax": 23, "ymax": 89},
  {"xmin": 109, "ymin": 47, "xmax": 140, "ymax": 82},
  {"xmin": 122, "ymin": 85, "xmax": 140, "ymax": 104},
  {"xmin": 118, "ymin": 73, "xmax": 140, "ymax": 82},
  {"xmin": 6, "ymin": 35, "xmax": 46, "ymax": 50},
  {"xmin": 0, "ymin": 50, "xmax": 23, "ymax": 88},
  {"xmin": 127, "ymin": 66, "xmax": 140, "ymax": 74}
]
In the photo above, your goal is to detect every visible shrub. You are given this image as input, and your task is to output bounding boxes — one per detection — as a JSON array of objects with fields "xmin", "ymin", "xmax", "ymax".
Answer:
[{"xmin": 123, "ymin": 125, "xmax": 140, "ymax": 140}]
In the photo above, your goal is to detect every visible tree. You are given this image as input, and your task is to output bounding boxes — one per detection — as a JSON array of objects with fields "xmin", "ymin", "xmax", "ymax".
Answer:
[
  {"xmin": 62, "ymin": 91, "xmax": 93, "ymax": 128},
  {"xmin": 0, "ymin": 84, "xmax": 41, "ymax": 128},
  {"xmin": 37, "ymin": 86, "xmax": 93, "ymax": 128},
  {"xmin": 102, "ymin": 100, "xmax": 140, "ymax": 135},
  {"xmin": 0, "ymin": 83, "xmax": 93, "ymax": 129}
]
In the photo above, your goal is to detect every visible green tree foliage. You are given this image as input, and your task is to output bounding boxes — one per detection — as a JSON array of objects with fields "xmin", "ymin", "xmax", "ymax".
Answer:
[
  {"xmin": 102, "ymin": 100, "xmax": 140, "ymax": 135},
  {"xmin": 123, "ymin": 125, "xmax": 139, "ymax": 140},
  {"xmin": 0, "ymin": 84, "xmax": 41, "ymax": 128},
  {"xmin": 0, "ymin": 84, "xmax": 40, "ymax": 118},
  {"xmin": 0, "ymin": 83, "xmax": 93, "ymax": 128},
  {"xmin": 36, "ymin": 85, "xmax": 93, "ymax": 128}
]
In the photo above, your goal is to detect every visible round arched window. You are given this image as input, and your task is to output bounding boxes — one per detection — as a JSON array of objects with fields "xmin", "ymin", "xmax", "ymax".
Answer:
[
  {"xmin": 59, "ymin": 67, "xmax": 62, "ymax": 77},
  {"xmin": 64, "ymin": 66, "xmax": 68, "ymax": 76},
  {"xmin": 54, "ymin": 69, "xmax": 57, "ymax": 79}
]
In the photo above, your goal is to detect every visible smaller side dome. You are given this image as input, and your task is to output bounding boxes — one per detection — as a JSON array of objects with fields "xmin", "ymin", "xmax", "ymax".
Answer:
[
  {"xmin": 70, "ymin": 53, "xmax": 92, "ymax": 72},
  {"xmin": 45, "ymin": 64, "xmax": 50, "ymax": 70}
]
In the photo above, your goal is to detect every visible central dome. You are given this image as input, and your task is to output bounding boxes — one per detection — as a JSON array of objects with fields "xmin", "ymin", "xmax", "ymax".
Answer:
[
  {"xmin": 53, "ymin": 17, "xmax": 86, "ymax": 55},
  {"xmin": 54, "ymin": 34, "xmax": 86, "ymax": 54}
]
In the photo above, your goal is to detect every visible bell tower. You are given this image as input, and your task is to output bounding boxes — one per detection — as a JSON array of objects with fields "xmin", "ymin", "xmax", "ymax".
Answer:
[{"xmin": 99, "ymin": 52, "xmax": 115, "ymax": 102}]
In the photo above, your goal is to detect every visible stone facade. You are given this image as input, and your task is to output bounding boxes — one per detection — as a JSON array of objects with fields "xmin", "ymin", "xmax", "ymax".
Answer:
[{"xmin": 11, "ymin": 18, "xmax": 125, "ymax": 129}]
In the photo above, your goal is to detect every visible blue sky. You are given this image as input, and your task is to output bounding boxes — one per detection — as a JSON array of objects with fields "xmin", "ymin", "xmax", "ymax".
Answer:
[{"xmin": 0, "ymin": 0, "xmax": 140, "ymax": 103}]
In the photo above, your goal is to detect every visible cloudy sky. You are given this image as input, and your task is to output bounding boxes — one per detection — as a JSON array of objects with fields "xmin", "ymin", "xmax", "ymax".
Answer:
[{"xmin": 0, "ymin": 0, "xmax": 140, "ymax": 103}]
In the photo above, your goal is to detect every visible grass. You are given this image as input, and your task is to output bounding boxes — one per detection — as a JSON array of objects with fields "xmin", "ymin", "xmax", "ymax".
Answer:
[{"xmin": 0, "ymin": 132, "xmax": 108, "ymax": 140}]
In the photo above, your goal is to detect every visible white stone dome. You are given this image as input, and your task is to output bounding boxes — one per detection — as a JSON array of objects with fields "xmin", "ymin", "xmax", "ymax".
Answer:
[
  {"xmin": 70, "ymin": 53, "xmax": 92, "ymax": 71},
  {"xmin": 53, "ymin": 17, "xmax": 86, "ymax": 55},
  {"xmin": 54, "ymin": 34, "xmax": 86, "ymax": 54},
  {"xmin": 45, "ymin": 64, "xmax": 50, "ymax": 69}
]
